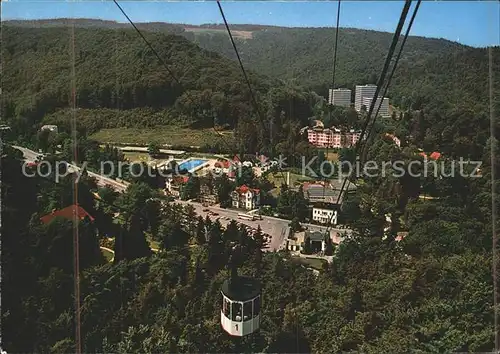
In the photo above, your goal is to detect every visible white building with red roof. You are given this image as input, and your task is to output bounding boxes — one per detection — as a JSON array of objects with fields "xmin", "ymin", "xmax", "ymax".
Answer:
[
  {"xmin": 165, "ymin": 175, "xmax": 189, "ymax": 198},
  {"xmin": 231, "ymin": 184, "xmax": 261, "ymax": 210}
]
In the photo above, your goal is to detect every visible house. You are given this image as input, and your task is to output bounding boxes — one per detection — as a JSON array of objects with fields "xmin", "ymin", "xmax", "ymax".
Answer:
[
  {"xmin": 40, "ymin": 124, "xmax": 58, "ymax": 133},
  {"xmin": 419, "ymin": 151, "xmax": 442, "ymax": 160},
  {"xmin": 307, "ymin": 126, "xmax": 361, "ymax": 148},
  {"xmin": 345, "ymin": 129, "xmax": 362, "ymax": 147},
  {"xmin": 199, "ymin": 184, "xmax": 218, "ymax": 205},
  {"xmin": 312, "ymin": 206, "xmax": 338, "ymax": 225},
  {"xmin": 302, "ymin": 179, "xmax": 356, "ymax": 205},
  {"xmin": 165, "ymin": 175, "xmax": 189, "ymax": 198},
  {"xmin": 214, "ymin": 159, "xmax": 232, "ymax": 175},
  {"xmin": 232, "ymin": 155, "xmax": 241, "ymax": 165},
  {"xmin": 40, "ymin": 204, "xmax": 94, "ymax": 224},
  {"xmin": 396, "ymin": 232, "xmax": 408, "ymax": 242},
  {"xmin": 231, "ymin": 184, "xmax": 260, "ymax": 210},
  {"xmin": 385, "ymin": 133, "xmax": 401, "ymax": 147},
  {"xmin": 286, "ymin": 230, "xmax": 341, "ymax": 254},
  {"xmin": 304, "ymin": 231, "xmax": 329, "ymax": 253}
]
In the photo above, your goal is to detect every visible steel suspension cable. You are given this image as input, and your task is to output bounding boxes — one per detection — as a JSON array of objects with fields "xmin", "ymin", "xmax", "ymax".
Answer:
[
  {"xmin": 362, "ymin": 0, "xmax": 422, "ymax": 160},
  {"xmin": 113, "ymin": 0, "xmax": 181, "ymax": 86},
  {"xmin": 113, "ymin": 0, "xmax": 240, "ymax": 166},
  {"xmin": 324, "ymin": 0, "xmax": 413, "ymax": 234},
  {"xmin": 217, "ymin": 0, "xmax": 288, "ymax": 184},
  {"xmin": 322, "ymin": 0, "xmax": 342, "ymax": 203}
]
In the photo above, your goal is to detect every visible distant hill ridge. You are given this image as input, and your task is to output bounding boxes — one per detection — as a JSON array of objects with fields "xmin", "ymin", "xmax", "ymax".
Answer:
[{"xmin": 4, "ymin": 18, "xmax": 497, "ymax": 115}]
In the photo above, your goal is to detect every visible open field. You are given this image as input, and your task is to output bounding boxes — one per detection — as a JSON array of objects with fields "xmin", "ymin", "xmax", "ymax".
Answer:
[
  {"xmin": 266, "ymin": 171, "xmax": 314, "ymax": 187},
  {"xmin": 101, "ymin": 248, "xmax": 114, "ymax": 262},
  {"xmin": 184, "ymin": 27, "xmax": 253, "ymax": 39},
  {"xmin": 291, "ymin": 256, "xmax": 327, "ymax": 271},
  {"xmin": 123, "ymin": 151, "xmax": 151, "ymax": 163},
  {"xmin": 317, "ymin": 148, "xmax": 339, "ymax": 161},
  {"xmin": 91, "ymin": 127, "xmax": 235, "ymax": 148}
]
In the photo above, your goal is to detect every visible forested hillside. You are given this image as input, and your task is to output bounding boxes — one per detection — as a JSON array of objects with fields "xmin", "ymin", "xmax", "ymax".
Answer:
[
  {"xmin": 2, "ymin": 25, "xmax": 318, "ymax": 154},
  {"xmin": 8, "ymin": 18, "xmax": 495, "ymax": 114},
  {"xmin": 5, "ymin": 19, "xmax": 466, "ymax": 94}
]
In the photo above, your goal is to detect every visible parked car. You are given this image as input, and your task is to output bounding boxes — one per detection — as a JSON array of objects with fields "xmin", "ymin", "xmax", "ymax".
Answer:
[{"xmin": 202, "ymin": 208, "xmax": 209, "ymax": 212}]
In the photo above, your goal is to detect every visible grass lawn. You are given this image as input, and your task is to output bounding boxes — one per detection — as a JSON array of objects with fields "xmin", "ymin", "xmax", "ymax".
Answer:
[
  {"xmin": 317, "ymin": 148, "xmax": 339, "ymax": 161},
  {"xmin": 266, "ymin": 170, "xmax": 314, "ymax": 187},
  {"xmin": 123, "ymin": 151, "xmax": 151, "ymax": 162},
  {"xmin": 291, "ymin": 256, "xmax": 327, "ymax": 271},
  {"xmin": 101, "ymin": 248, "xmax": 114, "ymax": 262},
  {"xmin": 149, "ymin": 239, "xmax": 160, "ymax": 251},
  {"xmin": 91, "ymin": 127, "xmax": 235, "ymax": 148}
]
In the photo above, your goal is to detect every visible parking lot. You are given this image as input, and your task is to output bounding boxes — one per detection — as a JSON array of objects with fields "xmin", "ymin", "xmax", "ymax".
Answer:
[{"xmin": 174, "ymin": 200, "xmax": 351, "ymax": 251}]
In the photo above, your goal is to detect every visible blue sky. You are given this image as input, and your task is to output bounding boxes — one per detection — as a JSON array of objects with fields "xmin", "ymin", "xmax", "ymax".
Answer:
[{"xmin": 2, "ymin": 1, "xmax": 499, "ymax": 47}]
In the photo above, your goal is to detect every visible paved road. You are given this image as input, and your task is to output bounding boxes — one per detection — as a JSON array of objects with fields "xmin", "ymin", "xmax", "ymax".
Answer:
[
  {"xmin": 15, "ymin": 146, "xmax": 130, "ymax": 193},
  {"xmin": 174, "ymin": 200, "xmax": 351, "ymax": 251},
  {"xmin": 116, "ymin": 146, "xmax": 185, "ymax": 156}
]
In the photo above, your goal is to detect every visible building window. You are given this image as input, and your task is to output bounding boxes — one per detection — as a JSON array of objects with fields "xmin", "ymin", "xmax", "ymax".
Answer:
[
  {"xmin": 232, "ymin": 302, "xmax": 242, "ymax": 321},
  {"xmin": 243, "ymin": 300, "xmax": 253, "ymax": 321},
  {"xmin": 253, "ymin": 296, "xmax": 260, "ymax": 317},
  {"xmin": 223, "ymin": 296, "xmax": 231, "ymax": 318}
]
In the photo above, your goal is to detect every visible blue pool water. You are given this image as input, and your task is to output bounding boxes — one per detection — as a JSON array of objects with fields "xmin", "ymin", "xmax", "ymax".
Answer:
[{"xmin": 178, "ymin": 159, "xmax": 208, "ymax": 171}]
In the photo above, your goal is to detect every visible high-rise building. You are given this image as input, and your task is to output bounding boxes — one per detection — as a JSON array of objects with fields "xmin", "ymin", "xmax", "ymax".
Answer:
[
  {"xmin": 362, "ymin": 96, "xmax": 390, "ymax": 117},
  {"xmin": 328, "ymin": 88, "xmax": 351, "ymax": 107},
  {"xmin": 355, "ymin": 84, "xmax": 377, "ymax": 112}
]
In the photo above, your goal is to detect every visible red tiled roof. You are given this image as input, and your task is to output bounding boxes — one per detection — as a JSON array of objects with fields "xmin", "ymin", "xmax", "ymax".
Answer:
[
  {"xmin": 430, "ymin": 152, "xmax": 441, "ymax": 160},
  {"xmin": 40, "ymin": 204, "xmax": 94, "ymax": 224},
  {"xmin": 172, "ymin": 175, "xmax": 189, "ymax": 184},
  {"xmin": 419, "ymin": 151, "xmax": 442, "ymax": 160},
  {"xmin": 235, "ymin": 184, "xmax": 260, "ymax": 194},
  {"xmin": 395, "ymin": 232, "xmax": 408, "ymax": 242},
  {"xmin": 215, "ymin": 160, "xmax": 231, "ymax": 168}
]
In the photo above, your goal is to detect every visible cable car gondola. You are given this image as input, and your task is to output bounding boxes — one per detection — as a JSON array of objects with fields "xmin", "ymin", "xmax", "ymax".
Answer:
[{"xmin": 221, "ymin": 245, "xmax": 261, "ymax": 336}]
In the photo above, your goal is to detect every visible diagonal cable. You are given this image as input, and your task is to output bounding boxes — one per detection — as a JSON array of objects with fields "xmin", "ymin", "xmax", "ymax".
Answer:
[
  {"xmin": 324, "ymin": 0, "xmax": 413, "ymax": 235},
  {"xmin": 114, "ymin": 0, "xmax": 240, "ymax": 165},
  {"xmin": 217, "ymin": 1, "xmax": 288, "ymax": 186},
  {"xmin": 362, "ymin": 0, "xmax": 422, "ymax": 158},
  {"xmin": 322, "ymin": 0, "xmax": 342, "ymax": 204},
  {"xmin": 113, "ymin": 0, "xmax": 181, "ymax": 86}
]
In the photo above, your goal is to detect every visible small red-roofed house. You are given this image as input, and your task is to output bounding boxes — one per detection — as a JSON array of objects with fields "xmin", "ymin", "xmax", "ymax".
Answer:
[
  {"xmin": 395, "ymin": 232, "xmax": 408, "ymax": 242},
  {"xmin": 429, "ymin": 152, "xmax": 441, "ymax": 160},
  {"xmin": 214, "ymin": 159, "xmax": 232, "ymax": 174},
  {"xmin": 40, "ymin": 204, "xmax": 94, "ymax": 224},
  {"xmin": 232, "ymin": 155, "xmax": 241, "ymax": 164},
  {"xmin": 384, "ymin": 133, "xmax": 401, "ymax": 147},
  {"xmin": 231, "ymin": 184, "xmax": 260, "ymax": 210},
  {"xmin": 419, "ymin": 151, "xmax": 442, "ymax": 160},
  {"xmin": 165, "ymin": 175, "xmax": 189, "ymax": 198}
]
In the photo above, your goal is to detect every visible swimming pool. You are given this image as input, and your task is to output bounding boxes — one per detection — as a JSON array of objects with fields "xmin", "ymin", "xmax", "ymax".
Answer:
[{"xmin": 178, "ymin": 159, "xmax": 208, "ymax": 172}]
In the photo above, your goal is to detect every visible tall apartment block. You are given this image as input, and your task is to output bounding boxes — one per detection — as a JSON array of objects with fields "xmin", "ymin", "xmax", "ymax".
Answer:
[
  {"xmin": 354, "ymin": 84, "xmax": 377, "ymax": 112},
  {"xmin": 328, "ymin": 88, "xmax": 352, "ymax": 107},
  {"xmin": 362, "ymin": 96, "xmax": 390, "ymax": 117}
]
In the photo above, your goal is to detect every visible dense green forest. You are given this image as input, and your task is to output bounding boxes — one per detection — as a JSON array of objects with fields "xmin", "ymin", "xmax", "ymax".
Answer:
[
  {"xmin": 5, "ymin": 20, "xmax": 499, "ymax": 158},
  {"xmin": 2, "ymin": 25, "xmax": 321, "ymax": 155},
  {"xmin": 4, "ymin": 19, "xmax": 473, "ymax": 102}
]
